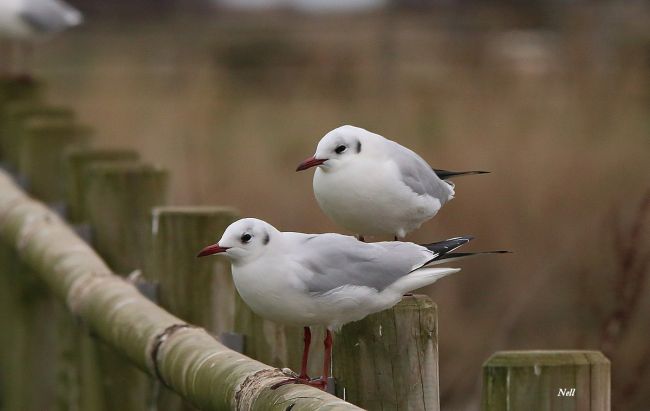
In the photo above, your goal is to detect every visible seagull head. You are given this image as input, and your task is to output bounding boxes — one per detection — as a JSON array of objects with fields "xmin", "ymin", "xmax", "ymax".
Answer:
[
  {"xmin": 296, "ymin": 125, "xmax": 378, "ymax": 172},
  {"xmin": 197, "ymin": 218, "xmax": 277, "ymax": 263}
]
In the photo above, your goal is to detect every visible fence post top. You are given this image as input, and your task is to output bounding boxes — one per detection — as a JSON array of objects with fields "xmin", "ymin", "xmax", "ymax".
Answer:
[
  {"xmin": 2, "ymin": 102, "xmax": 75, "ymax": 117},
  {"xmin": 483, "ymin": 350, "xmax": 610, "ymax": 367},
  {"xmin": 152, "ymin": 205, "xmax": 240, "ymax": 216},
  {"xmin": 64, "ymin": 147, "xmax": 140, "ymax": 161},
  {"xmin": 86, "ymin": 161, "xmax": 168, "ymax": 176}
]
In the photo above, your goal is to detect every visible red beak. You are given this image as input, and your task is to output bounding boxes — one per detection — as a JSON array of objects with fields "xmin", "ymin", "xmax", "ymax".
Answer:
[
  {"xmin": 197, "ymin": 244, "xmax": 230, "ymax": 258},
  {"xmin": 296, "ymin": 156, "xmax": 326, "ymax": 171}
]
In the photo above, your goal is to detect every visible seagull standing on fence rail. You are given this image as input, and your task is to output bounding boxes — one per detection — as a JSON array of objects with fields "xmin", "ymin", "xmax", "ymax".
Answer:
[
  {"xmin": 0, "ymin": 0, "xmax": 83, "ymax": 75},
  {"xmin": 297, "ymin": 125, "xmax": 488, "ymax": 240},
  {"xmin": 197, "ymin": 217, "xmax": 507, "ymax": 390}
]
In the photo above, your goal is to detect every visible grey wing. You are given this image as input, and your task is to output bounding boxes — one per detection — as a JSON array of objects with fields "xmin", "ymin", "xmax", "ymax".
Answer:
[
  {"xmin": 20, "ymin": 0, "xmax": 82, "ymax": 33},
  {"xmin": 293, "ymin": 234, "xmax": 432, "ymax": 294},
  {"xmin": 388, "ymin": 140, "xmax": 453, "ymax": 200}
]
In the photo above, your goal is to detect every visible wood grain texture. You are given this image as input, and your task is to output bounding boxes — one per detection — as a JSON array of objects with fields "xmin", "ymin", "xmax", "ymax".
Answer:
[
  {"xmin": 147, "ymin": 206, "xmax": 240, "ymax": 411},
  {"xmin": 0, "ymin": 102, "xmax": 74, "ymax": 168},
  {"xmin": 84, "ymin": 161, "xmax": 169, "ymax": 274},
  {"xmin": 333, "ymin": 295, "xmax": 439, "ymax": 411},
  {"xmin": 82, "ymin": 161, "xmax": 169, "ymax": 411},
  {"xmin": 19, "ymin": 118, "xmax": 92, "ymax": 202},
  {"xmin": 63, "ymin": 148, "xmax": 140, "ymax": 222},
  {"xmin": 482, "ymin": 350, "xmax": 610, "ymax": 411}
]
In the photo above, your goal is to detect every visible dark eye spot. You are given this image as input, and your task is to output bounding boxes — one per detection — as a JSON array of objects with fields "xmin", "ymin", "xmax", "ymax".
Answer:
[
  {"xmin": 335, "ymin": 145, "xmax": 347, "ymax": 154},
  {"xmin": 241, "ymin": 233, "xmax": 252, "ymax": 243}
]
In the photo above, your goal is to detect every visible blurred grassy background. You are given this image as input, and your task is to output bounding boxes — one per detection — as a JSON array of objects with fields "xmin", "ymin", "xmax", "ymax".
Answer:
[{"xmin": 28, "ymin": 1, "xmax": 650, "ymax": 409}]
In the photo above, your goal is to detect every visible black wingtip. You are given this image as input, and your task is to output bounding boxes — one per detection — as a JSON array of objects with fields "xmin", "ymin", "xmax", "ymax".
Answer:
[
  {"xmin": 435, "ymin": 250, "xmax": 512, "ymax": 261},
  {"xmin": 420, "ymin": 236, "xmax": 474, "ymax": 255},
  {"xmin": 433, "ymin": 169, "xmax": 491, "ymax": 180}
]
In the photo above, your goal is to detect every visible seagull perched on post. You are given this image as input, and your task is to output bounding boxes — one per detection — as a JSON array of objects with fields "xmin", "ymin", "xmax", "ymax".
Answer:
[
  {"xmin": 297, "ymin": 125, "xmax": 488, "ymax": 240},
  {"xmin": 0, "ymin": 0, "xmax": 83, "ymax": 75},
  {"xmin": 197, "ymin": 218, "xmax": 507, "ymax": 390}
]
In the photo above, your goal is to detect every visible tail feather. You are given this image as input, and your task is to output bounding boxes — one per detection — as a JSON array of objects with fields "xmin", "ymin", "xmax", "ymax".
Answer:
[
  {"xmin": 390, "ymin": 267, "xmax": 461, "ymax": 294},
  {"xmin": 433, "ymin": 169, "xmax": 489, "ymax": 180}
]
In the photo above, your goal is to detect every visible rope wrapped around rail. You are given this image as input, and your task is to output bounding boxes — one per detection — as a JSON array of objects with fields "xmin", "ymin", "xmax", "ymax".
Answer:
[{"xmin": 0, "ymin": 169, "xmax": 360, "ymax": 411}]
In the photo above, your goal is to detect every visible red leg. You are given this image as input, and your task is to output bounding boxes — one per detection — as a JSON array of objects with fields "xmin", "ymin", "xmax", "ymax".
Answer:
[
  {"xmin": 321, "ymin": 329, "xmax": 332, "ymax": 383},
  {"xmin": 271, "ymin": 329, "xmax": 333, "ymax": 391},
  {"xmin": 300, "ymin": 326, "xmax": 311, "ymax": 379}
]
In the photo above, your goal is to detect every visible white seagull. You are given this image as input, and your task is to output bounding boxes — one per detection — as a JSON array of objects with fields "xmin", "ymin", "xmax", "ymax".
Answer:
[
  {"xmin": 197, "ymin": 217, "xmax": 506, "ymax": 389},
  {"xmin": 297, "ymin": 125, "xmax": 488, "ymax": 240},
  {"xmin": 0, "ymin": 0, "xmax": 83, "ymax": 74}
]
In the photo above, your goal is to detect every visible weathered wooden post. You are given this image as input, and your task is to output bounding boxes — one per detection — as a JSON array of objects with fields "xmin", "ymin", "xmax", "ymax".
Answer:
[
  {"xmin": 82, "ymin": 161, "xmax": 169, "ymax": 411},
  {"xmin": 0, "ymin": 77, "xmax": 44, "ymax": 411},
  {"xmin": 0, "ymin": 116, "xmax": 90, "ymax": 411},
  {"xmin": 147, "ymin": 206, "xmax": 239, "ymax": 410},
  {"xmin": 62, "ymin": 148, "xmax": 142, "ymax": 411},
  {"xmin": 149, "ymin": 206, "xmax": 239, "ymax": 333},
  {"xmin": 19, "ymin": 119, "xmax": 91, "ymax": 202},
  {"xmin": 0, "ymin": 77, "xmax": 42, "ymax": 109},
  {"xmin": 84, "ymin": 162, "xmax": 169, "ymax": 272},
  {"xmin": 0, "ymin": 247, "xmax": 58, "ymax": 411},
  {"xmin": 64, "ymin": 148, "xmax": 140, "ymax": 223},
  {"xmin": 482, "ymin": 350, "xmax": 611, "ymax": 411},
  {"xmin": 333, "ymin": 294, "xmax": 440, "ymax": 410},
  {"xmin": 0, "ymin": 103, "xmax": 74, "ymax": 169}
]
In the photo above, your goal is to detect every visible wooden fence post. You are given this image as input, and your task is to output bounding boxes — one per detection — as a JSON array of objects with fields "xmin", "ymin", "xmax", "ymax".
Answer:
[
  {"xmin": 333, "ymin": 294, "xmax": 440, "ymax": 410},
  {"xmin": 0, "ymin": 78, "xmax": 43, "ymax": 410},
  {"xmin": 146, "ymin": 206, "xmax": 239, "ymax": 410},
  {"xmin": 19, "ymin": 119, "xmax": 91, "ymax": 203},
  {"xmin": 0, "ymin": 246, "xmax": 57, "ymax": 411},
  {"xmin": 482, "ymin": 350, "xmax": 611, "ymax": 411},
  {"xmin": 62, "ymin": 148, "xmax": 142, "ymax": 411},
  {"xmin": 0, "ymin": 77, "xmax": 42, "ymax": 109},
  {"xmin": 148, "ymin": 206, "xmax": 239, "ymax": 334},
  {"xmin": 0, "ymin": 116, "xmax": 88, "ymax": 411},
  {"xmin": 0, "ymin": 103, "xmax": 74, "ymax": 169},
  {"xmin": 64, "ymin": 148, "xmax": 140, "ymax": 223},
  {"xmin": 82, "ymin": 161, "xmax": 169, "ymax": 411},
  {"xmin": 84, "ymin": 162, "xmax": 169, "ymax": 273}
]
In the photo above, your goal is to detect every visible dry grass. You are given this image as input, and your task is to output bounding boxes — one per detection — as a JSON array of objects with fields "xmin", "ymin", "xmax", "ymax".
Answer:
[{"xmin": 31, "ymin": 4, "xmax": 650, "ymax": 409}]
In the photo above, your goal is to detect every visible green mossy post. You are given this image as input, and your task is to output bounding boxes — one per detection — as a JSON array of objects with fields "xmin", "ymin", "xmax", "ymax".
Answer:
[
  {"xmin": 333, "ymin": 295, "xmax": 440, "ymax": 411},
  {"xmin": 0, "ymin": 78, "xmax": 50, "ymax": 411},
  {"xmin": 482, "ymin": 351, "xmax": 611, "ymax": 411},
  {"xmin": 147, "ymin": 206, "xmax": 239, "ymax": 410},
  {"xmin": 64, "ymin": 148, "xmax": 140, "ymax": 223},
  {"xmin": 149, "ymin": 206, "xmax": 239, "ymax": 333},
  {"xmin": 82, "ymin": 162, "xmax": 170, "ymax": 411},
  {"xmin": 84, "ymin": 162, "xmax": 169, "ymax": 273},
  {"xmin": 19, "ymin": 119, "xmax": 92, "ymax": 202},
  {"xmin": 0, "ymin": 77, "xmax": 42, "ymax": 109},
  {"xmin": 0, "ymin": 103, "xmax": 74, "ymax": 169},
  {"xmin": 0, "ymin": 117, "xmax": 91, "ymax": 411},
  {"xmin": 63, "ymin": 148, "xmax": 142, "ymax": 411},
  {"xmin": 0, "ymin": 246, "xmax": 58, "ymax": 411}
]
